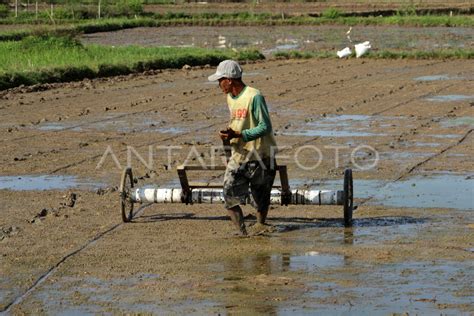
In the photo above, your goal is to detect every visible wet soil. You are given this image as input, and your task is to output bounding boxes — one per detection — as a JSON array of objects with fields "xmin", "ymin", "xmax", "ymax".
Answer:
[{"xmin": 0, "ymin": 58, "xmax": 473, "ymax": 314}]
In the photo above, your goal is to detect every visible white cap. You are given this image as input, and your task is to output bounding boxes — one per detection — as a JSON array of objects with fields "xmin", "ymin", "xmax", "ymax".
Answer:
[{"xmin": 208, "ymin": 60, "xmax": 243, "ymax": 81}]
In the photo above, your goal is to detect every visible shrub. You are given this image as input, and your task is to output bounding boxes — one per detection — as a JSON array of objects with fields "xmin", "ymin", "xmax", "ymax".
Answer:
[
  {"xmin": 0, "ymin": 4, "xmax": 9, "ymax": 18},
  {"xmin": 19, "ymin": 35, "xmax": 83, "ymax": 50},
  {"xmin": 116, "ymin": 0, "xmax": 144, "ymax": 17},
  {"xmin": 98, "ymin": 64, "xmax": 131, "ymax": 77},
  {"xmin": 321, "ymin": 8, "xmax": 341, "ymax": 19},
  {"xmin": 236, "ymin": 49, "xmax": 265, "ymax": 61}
]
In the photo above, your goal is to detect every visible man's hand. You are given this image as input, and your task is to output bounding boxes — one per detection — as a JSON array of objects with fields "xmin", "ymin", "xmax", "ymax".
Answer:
[{"xmin": 219, "ymin": 128, "xmax": 242, "ymax": 140}]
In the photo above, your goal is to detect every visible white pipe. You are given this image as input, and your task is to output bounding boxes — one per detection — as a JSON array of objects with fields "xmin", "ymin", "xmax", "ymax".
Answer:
[{"xmin": 132, "ymin": 188, "xmax": 344, "ymax": 205}]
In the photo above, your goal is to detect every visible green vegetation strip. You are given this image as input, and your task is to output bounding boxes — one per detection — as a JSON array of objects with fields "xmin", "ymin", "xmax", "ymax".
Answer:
[
  {"xmin": 0, "ymin": 14, "xmax": 473, "ymax": 41},
  {"xmin": 0, "ymin": 36, "xmax": 264, "ymax": 90},
  {"xmin": 1, "ymin": 35, "xmax": 472, "ymax": 91}
]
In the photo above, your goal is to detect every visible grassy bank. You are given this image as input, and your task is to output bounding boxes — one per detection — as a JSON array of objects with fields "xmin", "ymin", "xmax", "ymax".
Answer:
[{"xmin": 0, "ymin": 36, "xmax": 264, "ymax": 90}]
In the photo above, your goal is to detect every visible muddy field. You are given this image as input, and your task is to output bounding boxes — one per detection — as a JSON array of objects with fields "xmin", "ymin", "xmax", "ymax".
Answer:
[{"xmin": 0, "ymin": 57, "xmax": 473, "ymax": 314}]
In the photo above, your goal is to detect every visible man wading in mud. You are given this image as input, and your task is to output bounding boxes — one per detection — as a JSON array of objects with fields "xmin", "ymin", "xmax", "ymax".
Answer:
[{"xmin": 208, "ymin": 60, "xmax": 278, "ymax": 236}]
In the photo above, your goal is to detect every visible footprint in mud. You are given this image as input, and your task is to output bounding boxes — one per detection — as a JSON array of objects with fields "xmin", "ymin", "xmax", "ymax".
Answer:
[
  {"xmin": 0, "ymin": 226, "xmax": 20, "ymax": 241},
  {"xmin": 247, "ymin": 223, "xmax": 277, "ymax": 236},
  {"xmin": 7, "ymin": 126, "xmax": 19, "ymax": 133},
  {"xmin": 29, "ymin": 208, "xmax": 54, "ymax": 223}
]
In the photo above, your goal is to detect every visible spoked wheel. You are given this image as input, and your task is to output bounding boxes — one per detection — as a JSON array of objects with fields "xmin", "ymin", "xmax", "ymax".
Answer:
[
  {"xmin": 120, "ymin": 167, "xmax": 134, "ymax": 222},
  {"xmin": 343, "ymin": 168, "xmax": 353, "ymax": 227}
]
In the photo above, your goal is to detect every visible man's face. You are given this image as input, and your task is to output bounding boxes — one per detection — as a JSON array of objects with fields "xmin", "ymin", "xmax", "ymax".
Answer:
[{"xmin": 218, "ymin": 77, "xmax": 232, "ymax": 94}]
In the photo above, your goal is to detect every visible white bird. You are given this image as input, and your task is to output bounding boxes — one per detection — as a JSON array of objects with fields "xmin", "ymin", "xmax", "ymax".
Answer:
[{"xmin": 346, "ymin": 27, "xmax": 353, "ymax": 43}]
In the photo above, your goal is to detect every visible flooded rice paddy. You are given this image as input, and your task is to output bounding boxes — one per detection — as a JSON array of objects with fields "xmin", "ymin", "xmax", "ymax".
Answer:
[{"xmin": 81, "ymin": 25, "xmax": 474, "ymax": 54}]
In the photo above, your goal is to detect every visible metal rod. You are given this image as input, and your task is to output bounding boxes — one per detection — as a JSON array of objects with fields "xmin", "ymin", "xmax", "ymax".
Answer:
[{"xmin": 132, "ymin": 188, "xmax": 344, "ymax": 205}]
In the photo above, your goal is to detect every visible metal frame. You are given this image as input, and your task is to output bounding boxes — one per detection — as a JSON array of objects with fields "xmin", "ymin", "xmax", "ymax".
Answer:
[
  {"xmin": 177, "ymin": 163, "xmax": 292, "ymax": 206},
  {"xmin": 120, "ymin": 166, "xmax": 353, "ymax": 226},
  {"xmin": 119, "ymin": 141, "xmax": 353, "ymax": 226}
]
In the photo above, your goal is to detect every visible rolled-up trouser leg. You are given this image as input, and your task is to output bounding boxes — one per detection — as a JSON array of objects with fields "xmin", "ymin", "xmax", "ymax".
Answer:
[
  {"xmin": 250, "ymin": 159, "xmax": 276, "ymax": 224},
  {"xmin": 223, "ymin": 159, "xmax": 249, "ymax": 209},
  {"xmin": 227, "ymin": 206, "xmax": 247, "ymax": 235}
]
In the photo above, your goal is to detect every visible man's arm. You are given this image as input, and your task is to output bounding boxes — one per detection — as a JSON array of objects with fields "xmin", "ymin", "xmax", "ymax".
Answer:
[{"xmin": 242, "ymin": 94, "xmax": 272, "ymax": 142}]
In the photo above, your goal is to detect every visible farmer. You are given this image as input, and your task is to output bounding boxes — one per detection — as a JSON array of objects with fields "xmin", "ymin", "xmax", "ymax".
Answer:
[{"xmin": 208, "ymin": 60, "xmax": 278, "ymax": 236}]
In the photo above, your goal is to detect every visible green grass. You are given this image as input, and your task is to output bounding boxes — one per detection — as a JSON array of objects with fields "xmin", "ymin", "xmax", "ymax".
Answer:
[
  {"xmin": 369, "ymin": 49, "xmax": 474, "ymax": 59},
  {"xmin": 1, "ymin": 12, "xmax": 472, "ymax": 28},
  {"xmin": 0, "ymin": 35, "xmax": 264, "ymax": 90}
]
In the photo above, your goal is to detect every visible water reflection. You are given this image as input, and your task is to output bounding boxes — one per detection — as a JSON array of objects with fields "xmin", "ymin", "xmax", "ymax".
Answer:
[
  {"xmin": 213, "ymin": 250, "xmax": 350, "ymax": 278},
  {"xmin": 212, "ymin": 250, "xmax": 349, "ymax": 315},
  {"xmin": 343, "ymin": 227, "xmax": 354, "ymax": 244}
]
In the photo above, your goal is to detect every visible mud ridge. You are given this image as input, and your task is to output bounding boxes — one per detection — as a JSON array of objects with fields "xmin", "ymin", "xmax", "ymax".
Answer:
[
  {"xmin": 398, "ymin": 128, "xmax": 473, "ymax": 180},
  {"xmin": 373, "ymin": 83, "xmax": 456, "ymax": 115}
]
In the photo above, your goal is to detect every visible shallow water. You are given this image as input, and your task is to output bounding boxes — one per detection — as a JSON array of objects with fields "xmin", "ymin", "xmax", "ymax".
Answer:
[
  {"xmin": 22, "ymin": 248, "xmax": 472, "ymax": 314},
  {"xmin": 441, "ymin": 116, "xmax": 474, "ymax": 128},
  {"xmin": 279, "ymin": 252, "xmax": 345, "ymax": 270},
  {"xmin": 293, "ymin": 172, "xmax": 473, "ymax": 210},
  {"xmin": 413, "ymin": 74, "xmax": 466, "ymax": 81},
  {"xmin": 278, "ymin": 114, "xmax": 413, "ymax": 138},
  {"xmin": 208, "ymin": 248, "xmax": 472, "ymax": 315},
  {"xmin": 31, "ymin": 274, "xmax": 218, "ymax": 314},
  {"xmin": 282, "ymin": 129, "xmax": 383, "ymax": 137},
  {"xmin": 36, "ymin": 113, "xmax": 189, "ymax": 134},
  {"xmin": 407, "ymin": 142, "xmax": 442, "ymax": 148},
  {"xmin": 425, "ymin": 95, "xmax": 474, "ymax": 102},
  {"xmin": 0, "ymin": 175, "xmax": 103, "ymax": 191},
  {"xmin": 379, "ymin": 151, "xmax": 434, "ymax": 160},
  {"xmin": 371, "ymin": 173, "xmax": 474, "ymax": 210},
  {"xmin": 296, "ymin": 260, "xmax": 473, "ymax": 315}
]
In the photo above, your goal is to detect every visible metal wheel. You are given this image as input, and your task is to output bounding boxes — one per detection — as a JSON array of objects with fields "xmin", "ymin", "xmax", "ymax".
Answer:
[
  {"xmin": 343, "ymin": 168, "xmax": 353, "ymax": 227},
  {"xmin": 120, "ymin": 167, "xmax": 134, "ymax": 222}
]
